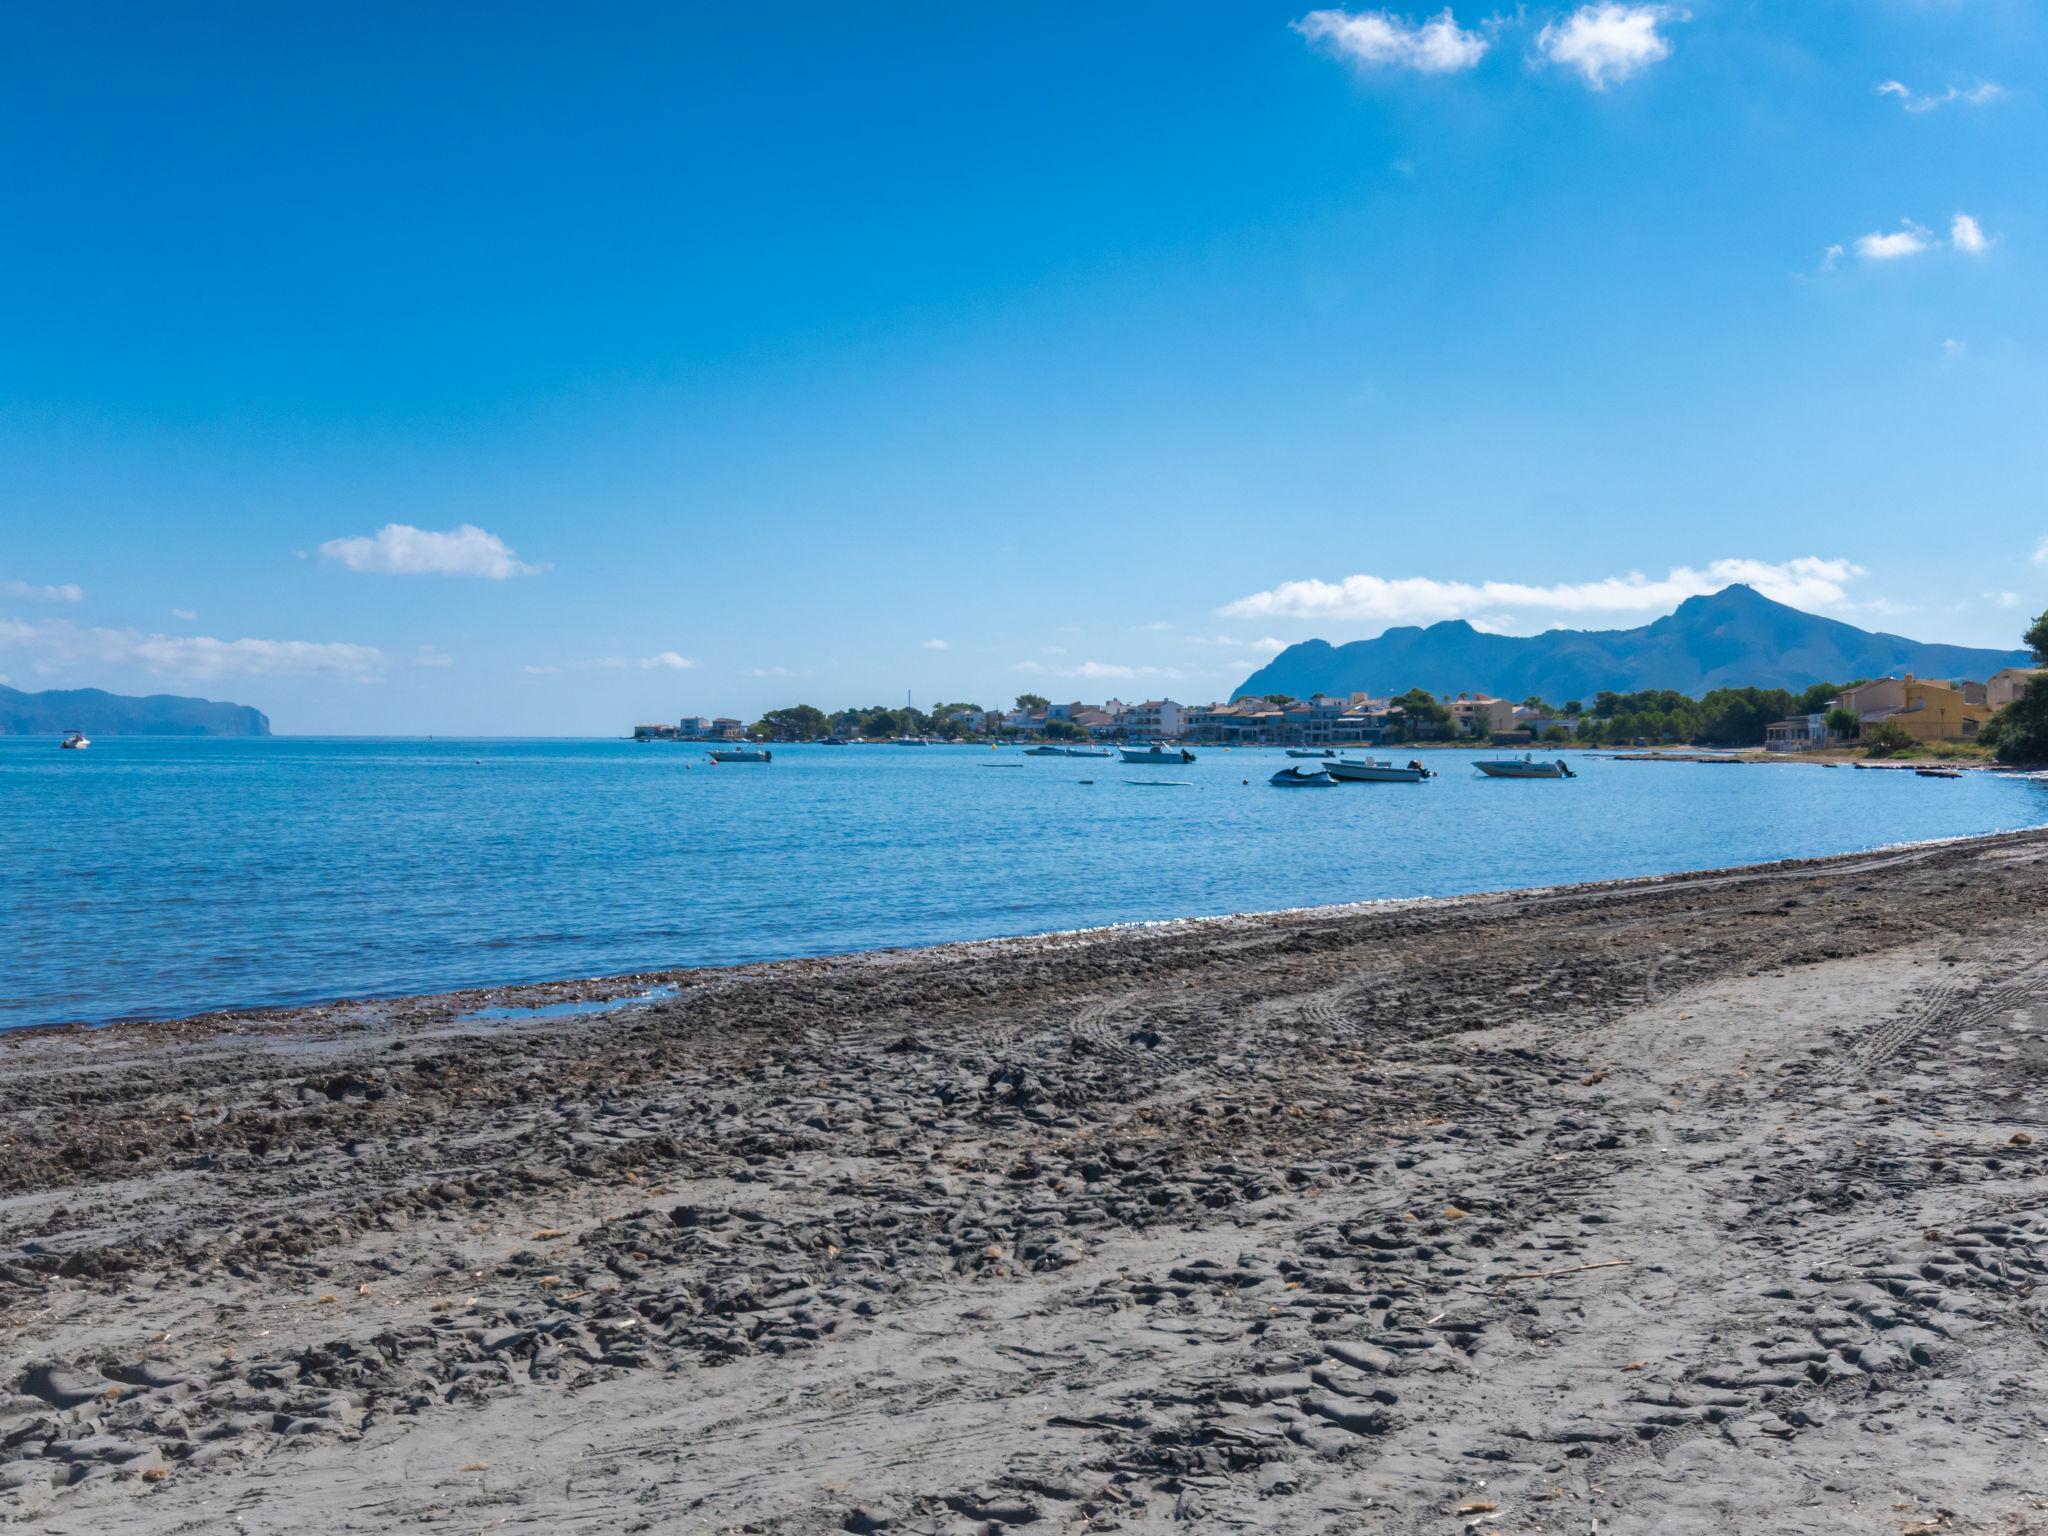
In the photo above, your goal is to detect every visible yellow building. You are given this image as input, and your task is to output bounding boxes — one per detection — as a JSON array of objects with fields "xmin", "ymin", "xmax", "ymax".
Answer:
[
  {"xmin": 1988, "ymin": 667, "xmax": 2047, "ymax": 709},
  {"xmin": 1839, "ymin": 674, "xmax": 1991, "ymax": 743}
]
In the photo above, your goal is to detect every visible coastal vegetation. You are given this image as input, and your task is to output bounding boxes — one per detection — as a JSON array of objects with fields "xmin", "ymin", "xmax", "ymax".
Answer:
[{"xmin": 1979, "ymin": 607, "xmax": 2048, "ymax": 764}]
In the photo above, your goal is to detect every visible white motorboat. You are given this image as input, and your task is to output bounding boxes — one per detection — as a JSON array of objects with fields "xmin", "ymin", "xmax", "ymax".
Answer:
[
  {"xmin": 59, "ymin": 729, "xmax": 89, "ymax": 751},
  {"xmin": 1328, "ymin": 757, "xmax": 1433, "ymax": 783},
  {"xmin": 708, "ymin": 747, "xmax": 772, "ymax": 763},
  {"xmin": 1063, "ymin": 746, "xmax": 1112, "ymax": 758},
  {"xmin": 1474, "ymin": 754, "xmax": 1575, "ymax": 779},
  {"xmin": 1270, "ymin": 766, "xmax": 1337, "ymax": 787},
  {"xmin": 1121, "ymin": 743, "xmax": 1195, "ymax": 764},
  {"xmin": 1285, "ymin": 748, "xmax": 1335, "ymax": 758},
  {"xmin": 891, "ymin": 736, "xmax": 929, "ymax": 747}
]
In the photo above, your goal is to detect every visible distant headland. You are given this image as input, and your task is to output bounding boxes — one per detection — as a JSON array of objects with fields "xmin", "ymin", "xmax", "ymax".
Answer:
[{"xmin": 0, "ymin": 684, "xmax": 271, "ymax": 737}]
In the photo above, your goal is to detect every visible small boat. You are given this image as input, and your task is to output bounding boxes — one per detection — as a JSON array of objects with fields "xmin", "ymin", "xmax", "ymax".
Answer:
[
  {"xmin": 1121, "ymin": 744, "xmax": 1196, "ymax": 764},
  {"xmin": 1126, "ymin": 779, "xmax": 1192, "ymax": 787},
  {"xmin": 819, "ymin": 737, "xmax": 851, "ymax": 746},
  {"xmin": 1025, "ymin": 744, "xmax": 1067, "ymax": 756},
  {"xmin": 1270, "ymin": 766, "xmax": 1337, "ymax": 787},
  {"xmin": 1064, "ymin": 746, "xmax": 1112, "ymax": 758},
  {"xmin": 1474, "ymin": 755, "xmax": 1575, "ymax": 779},
  {"xmin": 1915, "ymin": 767, "xmax": 1961, "ymax": 779},
  {"xmin": 59, "ymin": 729, "xmax": 89, "ymax": 751},
  {"xmin": 1285, "ymin": 748, "xmax": 1336, "ymax": 759},
  {"xmin": 891, "ymin": 736, "xmax": 929, "ymax": 747},
  {"xmin": 1328, "ymin": 757, "xmax": 1433, "ymax": 783},
  {"xmin": 708, "ymin": 747, "xmax": 772, "ymax": 763}
]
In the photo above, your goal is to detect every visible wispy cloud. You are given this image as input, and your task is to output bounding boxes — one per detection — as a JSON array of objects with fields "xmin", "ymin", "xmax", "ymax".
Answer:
[
  {"xmin": 522, "ymin": 664, "xmax": 562, "ymax": 676},
  {"xmin": 414, "ymin": 644, "xmax": 454, "ymax": 668},
  {"xmin": 1, "ymin": 578, "xmax": 84, "ymax": 603},
  {"xmin": 1223, "ymin": 557, "xmax": 1866, "ymax": 631},
  {"xmin": 1185, "ymin": 635, "xmax": 1288, "ymax": 655},
  {"xmin": 1536, "ymin": 4, "xmax": 1686, "ymax": 89},
  {"xmin": 1838, "ymin": 213, "xmax": 1991, "ymax": 264},
  {"xmin": 1293, "ymin": 7, "xmax": 1490, "ymax": 74},
  {"xmin": 1011, "ymin": 659, "xmax": 1189, "ymax": 682},
  {"xmin": 591, "ymin": 651, "xmax": 695, "ymax": 671},
  {"xmin": 1856, "ymin": 221, "xmax": 1933, "ymax": 261},
  {"xmin": 319, "ymin": 523, "xmax": 546, "ymax": 579},
  {"xmin": 742, "ymin": 665, "xmax": 813, "ymax": 678},
  {"xmin": 919, "ymin": 638, "xmax": 948, "ymax": 650},
  {"xmin": 1876, "ymin": 79, "xmax": 2004, "ymax": 114},
  {"xmin": 2033, "ymin": 538, "xmax": 2048, "ymax": 568},
  {"xmin": 1986, "ymin": 591, "xmax": 2023, "ymax": 609},
  {"xmin": 170, "ymin": 608, "xmax": 199, "ymax": 621},
  {"xmin": 0, "ymin": 616, "xmax": 385, "ymax": 682}
]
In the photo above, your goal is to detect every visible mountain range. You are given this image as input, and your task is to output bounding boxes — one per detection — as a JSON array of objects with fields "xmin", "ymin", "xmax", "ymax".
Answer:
[
  {"xmin": 1233, "ymin": 585, "xmax": 2034, "ymax": 705},
  {"xmin": 0, "ymin": 685, "xmax": 271, "ymax": 736}
]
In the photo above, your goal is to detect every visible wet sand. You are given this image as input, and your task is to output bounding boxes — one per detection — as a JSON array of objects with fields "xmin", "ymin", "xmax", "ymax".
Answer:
[{"xmin": 4, "ymin": 830, "xmax": 2046, "ymax": 1533}]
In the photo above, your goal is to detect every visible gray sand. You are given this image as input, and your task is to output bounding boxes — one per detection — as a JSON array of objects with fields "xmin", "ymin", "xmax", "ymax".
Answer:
[{"xmin": 4, "ymin": 831, "xmax": 2047, "ymax": 1533}]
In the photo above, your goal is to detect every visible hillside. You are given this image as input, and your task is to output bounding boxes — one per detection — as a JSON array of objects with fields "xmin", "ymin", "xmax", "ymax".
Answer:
[
  {"xmin": 0, "ymin": 684, "xmax": 271, "ymax": 736},
  {"xmin": 1234, "ymin": 585, "xmax": 2033, "ymax": 703}
]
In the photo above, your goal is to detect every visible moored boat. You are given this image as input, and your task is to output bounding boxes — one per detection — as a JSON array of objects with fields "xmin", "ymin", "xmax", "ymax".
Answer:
[
  {"xmin": 708, "ymin": 747, "xmax": 772, "ymax": 763},
  {"xmin": 1285, "ymin": 748, "xmax": 1335, "ymax": 758},
  {"xmin": 59, "ymin": 729, "xmax": 89, "ymax": 751},
  {"xmin": 1064, "ymin": 746, "xmax": 1112, "ymax": 757},
  {"xmin": 1025, "ymin": 744, "xmax": 1067, "ymax": 755},
  {"xmin": 1120, "ymin": 743, "xmax": 1196, "ymax": 764},
  {"xmin": 1474, "ymin": 754, "xmax": 1574, "ymax": 779},
  {"xmin": 1270, "ymin": 766, "xmax": 1337, "ymax": 787},
  {"xmin": 1328, "ymin": 757, "xmax": 1432, "ymax": 783}
]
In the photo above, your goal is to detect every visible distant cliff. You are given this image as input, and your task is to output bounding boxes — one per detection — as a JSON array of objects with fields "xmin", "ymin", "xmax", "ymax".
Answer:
[
  {"xmin": 0, "ymin": 685, "xmax": 271, "ymax": 736},
  {"xmin": 1234, "ymin": 585, "xmax": 2035, "ymax": 704}
]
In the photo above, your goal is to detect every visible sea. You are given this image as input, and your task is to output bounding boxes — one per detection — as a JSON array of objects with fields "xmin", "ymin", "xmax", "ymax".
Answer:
[{"xmin": 5, "ymin": 736, "xmax": 2044, "ymax": 1031}]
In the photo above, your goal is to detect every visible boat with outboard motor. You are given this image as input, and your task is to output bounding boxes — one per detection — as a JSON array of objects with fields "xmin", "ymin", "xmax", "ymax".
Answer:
[
  {"xmin": 59, "ymin": 729, "xmax": 89, "ymax": 751},
  {"xmin": 1327, "ymin": 757, "xmax": 1433, "ymax": 783},
  {"xmin": 1474, "ymin": 754, "xmax": 1574, "ymax": 779},
  {"xmin": 1025, "ymin": 744, "xmax": 1067, "ymax": 756},
  {"xmin": 1270, "ymin": 765, "xmax": 1337, "ymax": 787},
  {"xmin": 708, "ymin": 747, "xmax": 772, "ymax": 763},
  {"xmin": 1121, "ymin": 743, "xmax": 1196, "ymax": 764},
  {"xmin": 1285, "ymin": 748, "xmax": 1336, "ymax": 759}
]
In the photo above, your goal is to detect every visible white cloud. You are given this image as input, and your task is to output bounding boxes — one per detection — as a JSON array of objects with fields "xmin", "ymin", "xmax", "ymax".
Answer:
[
  {"xmin": 1130, "ymin": 620, "xmax": 1173, "ymax": 632},
  {"xmin": 742, "ymin": 665, "xmax": 813, "ymax": 678},
  {"xmin": 1011, "ymin": 659, "xmax": 1189, "ymax": 682},
  {"xmin": 414, "ymin": 644, "xmax": 454, "ymax": 668},
  {"xmin": 1536, "ymin": 4, "xmax": 1685, "ymax": 88},
  {"xmin": 591, "ymin": 651, "xmax": 695, "ymax": 671},
  {"xmin": 919, "ymin": 638, "xmax": 948, "ymax": 650},
  {"xmin": 1293, "ymin": 7, "xmax": 1490, "ymax": 74},
  {"xmin": 1986, "ymin": 591, "xmax": 2022, "ymax": 609},
  {"xmin": 1223, "ymin": 557, "xmax": 1866, "ymax": 631},
  {"xmin": 1942, "ymin": 338, "xmax": 1967, "ymax": 363},
  {"xmin": 0, "ymin": 616, "xmax": 385, "ymax": 682},
  {"xmin": 1185, "ymin": 634, "xmax": 1289, "ymax": 655},
  {"xmin": 1951, "ymin": 212, "xmax": 1988, "ymax": 254},
  {"xmin": 1855, "ymin": 221, "xmax": 1933, "ymax": 261},
  {"xmin": 522, "ymin": 664, "xmax": 562, "ymax": 676},
  {"xmin": 319, "ymin": 523, "xmax": 545, "ymax": 579},
  {"xmin": 1, "ymin": 578, "xmax": 84, "ymax": 603},
  {"xmin": 2033, "ymin": 538, "xmax": 2048, "ymax": 568},
  {"xmin": 1876, "ymin": 79, "xmax": 2004, "ymax": 114},
  {"xmin": 171, "ymin": 608, "xmax": 199, "ymax": 621}
]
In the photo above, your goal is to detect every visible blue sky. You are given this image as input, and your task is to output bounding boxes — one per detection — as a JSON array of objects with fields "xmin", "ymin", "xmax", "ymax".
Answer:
[{"xmin": 2, "ymin": 1, "xmax": 2042, "ymax": 733}]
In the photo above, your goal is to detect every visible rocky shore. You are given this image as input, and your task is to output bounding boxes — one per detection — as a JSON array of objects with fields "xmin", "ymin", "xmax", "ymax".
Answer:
[{"xmin": 4, "ymin": 831, "xmax": 2047, "ymax": 1533}]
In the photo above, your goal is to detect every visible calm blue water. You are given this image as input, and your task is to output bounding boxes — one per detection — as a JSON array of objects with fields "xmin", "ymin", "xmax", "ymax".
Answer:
[{"xmin": 4, "ymin": 737, "xmax": 2043, "ymax": 1031}]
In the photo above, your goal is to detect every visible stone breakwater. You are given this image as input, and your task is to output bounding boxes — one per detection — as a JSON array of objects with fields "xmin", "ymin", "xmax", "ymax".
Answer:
[{"xmin": 3, "ymin": 832, "xmax": 2046, "ymax": 1533}]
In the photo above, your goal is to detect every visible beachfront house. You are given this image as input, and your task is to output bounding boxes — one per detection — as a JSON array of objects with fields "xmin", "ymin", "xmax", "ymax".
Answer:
[
  {"xmin": 1837, "ymin": 675, "xmax": 1989, "ymax": 743},
  {"xmin": 1989, "ymin": 667, "xmax": 2047, "ymax": 709},
  {"xmin": 712, "ymin": 717, "xmax": 746, "ymax": 740},
  {"xmin": 1764, "ymin": 713, "xmax": 1832, "ymax": 752},
  {"xmin": 1447, "ymin": 693, "xmax": 1518, "ymax": 738},
  {"xmin": 1123, "ymin": 699, "xmax": 1184, "ymax": 740},
  {"xmin": 678, "ymin": 716, "xmax": 713, "ymax": 738}
]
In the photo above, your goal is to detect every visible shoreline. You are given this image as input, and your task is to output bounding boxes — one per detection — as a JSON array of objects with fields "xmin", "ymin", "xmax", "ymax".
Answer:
[
  {"xmin": 15, "ymin": 821, "xmax": 2048, "ymax": 1047},
  {"xmin": 6, "ymin": 826, "xmax": 2047, "ymax": 1532}
]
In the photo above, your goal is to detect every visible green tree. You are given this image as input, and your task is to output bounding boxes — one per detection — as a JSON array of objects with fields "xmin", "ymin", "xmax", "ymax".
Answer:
[
  {"xmin": 1014, "ymin": 692, "xmax": 1049, "ymax": 712},
  {"xmin": 1562, "ymin": 700, "xmax": 1583, "ymax": 717},
  {"xmin": 750, "ymin": 704, "xmax": 829, "ymax": 741},
  {"xmin": 1979, "ymin": 605, "xmax": 2048, "ymax": 762},
  {"xmin": 1389, "ymin": 688, "xmax": 1449, "ymax": 741},
  {"xmin": 1265, "ymin": 694, "xmax": 1296, "ymax": 705},
  {"xmin": 1799, "ymin": 681, "xmax": 1843, "ymax": 714},
  {"xmin": 1042, "ymin": 718, "xmax": 1087, "ymax": 741},
  {"xmin": 1825, "ymin": 707, "xmax": 1858, "ymax": 740},
  {"xmin": 1862, "ymin": 722, "xmax": 1917, "ymax": 758},
  {"xmin": 2027, "ymin": 611, "xmax": 2048, "ymax": 663}
]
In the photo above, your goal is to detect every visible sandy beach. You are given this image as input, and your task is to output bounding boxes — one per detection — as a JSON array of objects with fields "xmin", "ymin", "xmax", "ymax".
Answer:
[{"xmin": 4, "ymin": 831, "xmax": 2046, "ymax": 1534}]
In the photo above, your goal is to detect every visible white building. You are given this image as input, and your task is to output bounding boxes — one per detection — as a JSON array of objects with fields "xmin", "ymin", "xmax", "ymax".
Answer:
[{"xmin": 1123, "ymin": 699, "xmax": 1184, "ymax": 739}]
